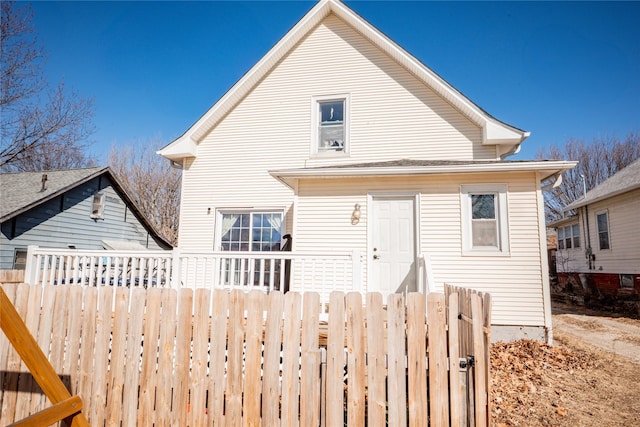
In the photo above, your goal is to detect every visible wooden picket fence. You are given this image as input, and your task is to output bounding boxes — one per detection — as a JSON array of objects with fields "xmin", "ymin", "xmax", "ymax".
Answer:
[
  {"xmin": 0, "ymin": 283, "xmax": 491, "ymax": 426},
  {"xmin": 0, "ymin": 270, "xmax": 24, "ymax": 284}
]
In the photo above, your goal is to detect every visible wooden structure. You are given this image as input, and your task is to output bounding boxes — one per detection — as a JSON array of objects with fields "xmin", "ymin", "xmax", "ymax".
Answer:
[
  {"xmin": 1, "ymin": 283, "xmax": 490, "ymax": 426},
  {"xmin": 0, "ymin": 287, "xmax": 89, "ymax": 426}
]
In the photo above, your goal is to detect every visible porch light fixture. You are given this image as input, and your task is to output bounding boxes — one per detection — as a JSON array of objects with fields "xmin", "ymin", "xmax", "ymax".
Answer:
[{"xmin": 351, "ymin": 203, "xmax": 361, "ymax": 225}]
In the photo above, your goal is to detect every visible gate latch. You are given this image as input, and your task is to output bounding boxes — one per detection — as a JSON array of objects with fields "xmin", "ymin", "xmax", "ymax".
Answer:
[{"xmin": 459, "ymin": 355, "xmax": 475, "ymax": 369}]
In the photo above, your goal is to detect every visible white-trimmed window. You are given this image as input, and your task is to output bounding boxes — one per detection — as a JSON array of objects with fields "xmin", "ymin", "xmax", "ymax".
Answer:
[
  {"xmin": 217, "ymin": 211, "xmax": 284, "ymax": 288},
  {"xmin": 218, "ymin": 211, "xmax": 283, "ymax": 252},
  {"xmin": 558, "ymin": 224, "xmax": 580, "ymax": 250},
  {"xmin": 596, "ymin": 211, "xmax": 610, "ymax": 250},
  {"xmin": 620, "ymin": 274, "xmax": 634, "ymax": 289},
  {"xmin": 312, "ymin": 95, "xmax": 349, "ymax": 155},
  {"xmin": 461, "ymin": 184, "xmax": 509, "ymax": 255},
  {"xmin": 90, "ymin": 193, "xmax": 105, "ymax": 219},
  {"xmin": 13, "ymin": 248, "xmax": 27, "ymax": 270}
]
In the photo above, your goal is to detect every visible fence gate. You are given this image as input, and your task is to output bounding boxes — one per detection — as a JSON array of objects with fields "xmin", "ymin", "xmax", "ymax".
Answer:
[{"xmin": 0, "ymin": 283, "xmax": 491, "ymax": 426}]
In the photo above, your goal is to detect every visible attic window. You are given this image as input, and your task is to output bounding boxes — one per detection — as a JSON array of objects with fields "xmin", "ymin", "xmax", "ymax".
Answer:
[
  {"xmin": 312, "ymin": 95, "xmax": 349, "ymax": 156},
  {"xmin": 91, "ymin": 193, "xmax": 105, "ymax": 219}
]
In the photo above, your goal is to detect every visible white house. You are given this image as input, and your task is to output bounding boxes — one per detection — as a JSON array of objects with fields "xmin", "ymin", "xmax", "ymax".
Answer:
[
  {"xmin": 552, "ymin": 158, "xmax": 640, "ymax": 297},
  {"xmin": 159, "ymin": 0, "xmax": 575, "ymax": 341}
]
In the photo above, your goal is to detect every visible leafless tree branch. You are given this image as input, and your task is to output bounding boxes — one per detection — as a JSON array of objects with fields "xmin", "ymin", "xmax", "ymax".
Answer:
[
  {"xmin": 109, "ymin": 141, "xmax": 181, "ymax": 245},
  {"xmin": 538, "ymin": 132, "xmax": 640, "ymax": 222},
  {"xmin": 1, "ymin": 1, "xmax": 95, "ymax": 171}
]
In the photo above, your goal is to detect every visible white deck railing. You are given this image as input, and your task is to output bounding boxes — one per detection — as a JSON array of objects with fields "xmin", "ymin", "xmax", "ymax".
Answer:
[
  {"xmin": 23, "ymin": 246, "xmax": 363, "ymax": 297},
  {"xmin": 23, "ymin": 246, "xmax": 435, "ymax": 311}
]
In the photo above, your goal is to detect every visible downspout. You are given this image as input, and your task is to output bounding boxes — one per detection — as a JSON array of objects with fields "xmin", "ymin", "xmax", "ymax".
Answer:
[
  {"xmin": 499, "ymin": 143, "xmax": 521, "ymax": 160},
  {"xmin": 584, "ymin": 205, "xmax": 593, "ymax": 270}
]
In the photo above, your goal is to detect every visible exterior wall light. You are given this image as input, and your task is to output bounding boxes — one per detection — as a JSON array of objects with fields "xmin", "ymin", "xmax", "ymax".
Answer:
[{"xmin": 351, "ymin": 203, "xmax": 361, "ymax": 225}]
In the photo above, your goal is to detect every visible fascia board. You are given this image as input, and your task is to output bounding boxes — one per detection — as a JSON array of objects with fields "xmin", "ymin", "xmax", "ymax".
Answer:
[
  {"xmin": 330, "ymin": 1, "xmax": 529, "ymax": 144},
  {"xmin": 157, "ymin": 136, "xmax": 197, "ymax": 162},
  {"xmin": 564, "ymin": 183, "xmax": 640, "ymax": 211},
  {"xmin": 483, "ymin": 120, "xmax": 530, "ymax": 145},
  {"xmin": 158, "ymin": 1, "xmax": 331, "ymax": 158},
  {"xmin": 179, "ymin": 1, "xmax": 332, "ymax": 146},
  {"xmin": 270, "ymin": 161, "xmax": 577, "ymax": 186},
  {"xmin": 547, "ymin": 215, "xmax": 579, "ymax": 229}
]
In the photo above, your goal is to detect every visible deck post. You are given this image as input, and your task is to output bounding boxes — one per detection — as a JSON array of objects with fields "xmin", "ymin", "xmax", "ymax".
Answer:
[
  {"xmin": 24, "ymin": 245, "xmax": 38, "ymax": 285},
  {"xmin": 171, "ymin": 248, "xmax": 182, "ymax": 289}
]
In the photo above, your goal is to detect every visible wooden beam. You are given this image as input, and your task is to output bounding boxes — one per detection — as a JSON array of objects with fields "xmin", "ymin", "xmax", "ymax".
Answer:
[
  {"xmin": 0, "ymin": 287, "xmax": 91, "ymax": 427},
  {"xmin": 9, "ymin": 395, "xmax": 83, "ymax": 427}
]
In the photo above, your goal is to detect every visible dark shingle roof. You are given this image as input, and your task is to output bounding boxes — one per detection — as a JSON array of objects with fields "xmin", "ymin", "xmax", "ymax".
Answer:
[
  {"xmin": 564, "ymin": 158, "xmax": 640, "ymax": 211},
  {"xmin": 0, "ymin": 167, "xmax": 173, "ymax": 248},
  {"xmin": 0, "ymin": 167, "xmax": 106, "ymax": 221}
]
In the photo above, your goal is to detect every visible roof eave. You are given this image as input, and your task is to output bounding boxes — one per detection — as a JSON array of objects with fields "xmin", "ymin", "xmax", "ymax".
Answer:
[
  {"xmin": 0, "ymin": 167, "xmax": 110, "ymax": 223},
  {"xmin": 548, "ymin": 214, "xmax": 579, "ymax": 228},
  {"xmin": 564, "ymin": 183, "xmax": 640, "ymax": 211},
  {"xmin": 270, "ymin": 160, "xmax": 577, "ymax": 188},
  {"xmin": 157, "ymin": 136, "xmax": 197, "ymax": 162}
]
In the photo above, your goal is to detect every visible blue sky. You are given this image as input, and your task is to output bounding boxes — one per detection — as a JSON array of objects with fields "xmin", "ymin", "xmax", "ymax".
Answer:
[{"xmin": 27, "ymin": 0, "xmax": 640, "ymax": 162}]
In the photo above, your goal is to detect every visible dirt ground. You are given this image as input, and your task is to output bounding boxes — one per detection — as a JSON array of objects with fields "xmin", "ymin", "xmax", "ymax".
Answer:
[{"xmin": 490, "ymin": 302, "xmax": 640, "ymax": 426}]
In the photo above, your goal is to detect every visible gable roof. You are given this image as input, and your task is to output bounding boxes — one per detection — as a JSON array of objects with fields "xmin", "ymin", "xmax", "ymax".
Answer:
[
  {"xmin": 564, "ymin": 158, "xmax": 640, "ymax": 211},
  {"xmin": 0, "ymin": 167, "xmax": 173, "ymax": 248},
  {"xmin": 158, "ymin": 0, "xmax": 529, "ymax": 162}
]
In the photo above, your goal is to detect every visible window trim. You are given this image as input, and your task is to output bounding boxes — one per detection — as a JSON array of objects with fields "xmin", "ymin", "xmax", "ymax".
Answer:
[
  {"xmin": 461, "ymin": 184, "xmax": 510, "ymax": 256},
  {"xmin": 90, "ymin": 192, "xmax": 105, "ymax": 220},
  {"xmin": 557, "ymin": 223, "xmax": 580, "ymax": 251},
  {"xmin": 620, "ymin": 274, "xmax": 634, "ymax": 289},
  {"xmin": 214, "ymin": 209, "xmax": 284, "ymax": 252},
  {"xmin": 311, "ymin": 94, "xmax": 350, "ymax": 158},
  {"xmin": 596, "ymin": 210, "xmax": 611, "ymax": 251},
  {"xmin": 13, "ymin": 248, "xmax": 27, "ymax": 270}
]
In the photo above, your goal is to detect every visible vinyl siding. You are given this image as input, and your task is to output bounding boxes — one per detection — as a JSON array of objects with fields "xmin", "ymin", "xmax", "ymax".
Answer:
[
  {"xmin": 294, "ymin": 172, "xmax": 546, "ymax": 326},
  {"xmin": 178, "ymin": 13, "xmax": 493, "ymax": 250},
  {"xmin": 586, "ymin": 189, "xmax": 640, "ymax": 274},
  {"xmin": 0, "ymin": 177, "xmax": 167, "ymax": 269}
]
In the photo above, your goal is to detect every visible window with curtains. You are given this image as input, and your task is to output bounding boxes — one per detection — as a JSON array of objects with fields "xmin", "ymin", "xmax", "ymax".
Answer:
[
  {"xmin": 219, "ymin": 212, "xmax": 283, "ymax": 251},
  {"xmin": 217, "ymin": 211, "xmax": 284, "ymax": 288}
]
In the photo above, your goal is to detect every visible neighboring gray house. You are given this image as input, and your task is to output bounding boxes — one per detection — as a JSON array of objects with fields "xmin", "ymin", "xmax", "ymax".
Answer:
[
  {"xmin": 551, "ymin": 158, "xmax": 640, "ymax": 296},
  {"xmin": 0, "ymin": 167, "xmax": 172, "ymax": 270}
]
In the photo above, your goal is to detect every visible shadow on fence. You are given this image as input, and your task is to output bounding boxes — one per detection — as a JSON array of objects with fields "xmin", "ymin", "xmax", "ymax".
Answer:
[{"xmin": 0, "ymin": 283, "xmax": 491, "ymax": 426}]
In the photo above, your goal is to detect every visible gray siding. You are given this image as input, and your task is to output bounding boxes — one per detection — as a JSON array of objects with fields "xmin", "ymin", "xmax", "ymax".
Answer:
[{"xmin": 0, "ymin": 176, "xmax": 167, "ymax": 269}]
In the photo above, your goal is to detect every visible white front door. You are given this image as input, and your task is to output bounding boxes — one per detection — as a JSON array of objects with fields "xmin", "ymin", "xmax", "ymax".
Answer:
[{"xmin": 370, "ymin": 196, "xmax": 416, "ymax": 298}]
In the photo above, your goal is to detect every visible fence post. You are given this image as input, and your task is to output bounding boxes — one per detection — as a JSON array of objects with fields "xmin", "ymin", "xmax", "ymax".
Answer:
[
  {"xmin": 24, "ymin": 245, "xmax": 38, "ymax": 284},
  {"xmin": 351, "ymin": 250, "xmax": 362, "ymax": 292},
  {"xmin": 171, "ymin": 248, "xmax": 181, "ymax": 289}
]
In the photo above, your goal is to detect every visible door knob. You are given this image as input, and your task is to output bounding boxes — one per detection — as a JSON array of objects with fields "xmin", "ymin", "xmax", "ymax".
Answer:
[{"xmin": 373, "ymin": 254, "xmax": 380, "ymax": 260}]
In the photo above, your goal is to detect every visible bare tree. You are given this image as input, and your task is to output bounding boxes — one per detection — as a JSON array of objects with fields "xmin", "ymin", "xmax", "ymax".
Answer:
[
  {"xmin": 109, "ymin": 141, "xmax": 181, "ymax": 245},
  {"xmin": 1, "ymin": 1, "xmax": 95, "ymax": 171},
  {"xmin": 538, "ymin": 132, "xmax": 640, "ymax": 221}
]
